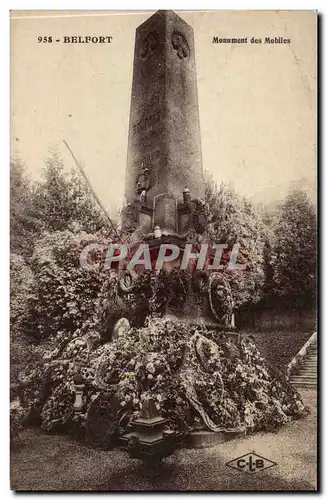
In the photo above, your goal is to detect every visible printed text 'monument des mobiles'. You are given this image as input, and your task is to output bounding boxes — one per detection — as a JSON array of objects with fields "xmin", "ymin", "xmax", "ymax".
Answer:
[{"xmin": 212, "ymin": 36, "xmax": 291, "ymax": 44}]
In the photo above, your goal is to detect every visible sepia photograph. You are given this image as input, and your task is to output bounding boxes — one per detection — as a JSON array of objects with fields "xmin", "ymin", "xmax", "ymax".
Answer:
[{"xmin": 10, "ymin": 9, "xmax": 317, "ymax": 492}]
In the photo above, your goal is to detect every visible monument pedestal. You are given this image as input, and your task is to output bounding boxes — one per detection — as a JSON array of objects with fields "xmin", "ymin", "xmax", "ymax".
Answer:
[
  {"xmin": 185, "ymin": 428, "xmax": 246, "ymax": 449},
  {"xmin": 120, "ymin": 398, "xmax": 181, "ymax": 463}
]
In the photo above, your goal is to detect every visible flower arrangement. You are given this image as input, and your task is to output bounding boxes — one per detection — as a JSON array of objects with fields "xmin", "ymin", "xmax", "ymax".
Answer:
[{"xmin": 17, "ymin": 317, "xmax": 306, "ymax": 445}]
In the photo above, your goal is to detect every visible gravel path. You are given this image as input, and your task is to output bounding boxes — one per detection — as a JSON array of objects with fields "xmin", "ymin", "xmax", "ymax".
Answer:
[{"xmin": 10, "ymin": 390, "xmax": 317, "ymax": 492}]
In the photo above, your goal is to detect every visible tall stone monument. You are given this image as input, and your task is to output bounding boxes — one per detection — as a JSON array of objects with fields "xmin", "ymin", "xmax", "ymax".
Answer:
[
  {"xmin": 123, "ymin": 10, "xmax": 206, "ymax": 239},
  {"xmin": 120, "ymin": 10, "xmax": 233, "ymax": 328}
]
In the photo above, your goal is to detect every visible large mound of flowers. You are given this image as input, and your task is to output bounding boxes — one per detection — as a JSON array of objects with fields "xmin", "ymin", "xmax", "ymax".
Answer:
[{"xmin": 17, "ymin": 317, "xmax": 306, "ymax": 447}]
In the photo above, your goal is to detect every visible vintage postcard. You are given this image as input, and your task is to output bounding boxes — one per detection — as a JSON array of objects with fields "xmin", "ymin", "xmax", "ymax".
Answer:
[{"xmin": 10, "ymin": 10, "xmax": 317, "ymax": 492}]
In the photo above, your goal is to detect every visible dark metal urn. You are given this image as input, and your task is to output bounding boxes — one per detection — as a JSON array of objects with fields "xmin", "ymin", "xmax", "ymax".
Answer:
[{"xmin": 120, "ymin": 397, "xmax": 181, "ymax": 466}]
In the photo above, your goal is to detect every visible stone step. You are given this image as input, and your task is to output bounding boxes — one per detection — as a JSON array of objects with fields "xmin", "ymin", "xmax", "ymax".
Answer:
[
  {"xmin": 291, "ymin": 376, "xmax": 316, "ymax": 381},
  {"xmin": 294, "ymin": 363, "xmax": 318, "ymax": 370},
  {"xmin": 290, "ymin": 338, "xmax": 317, "ymax": 389},
  {"xmin": 291, "ymin": 383, "xmax": 317, "ymax": 388},
  {"xmin": 291, "ymin": 383, "xmax": 317, "ymax": 389},
  {"xmin": 290, "ymin": 377, "xmax": 317, "ymax": 383},
  {"xmin": 290, "ymin": 377, "xmax": 317, "ymax": 385},
  {"xmin": 290, "ymin": 380, "xmax": 317, "ymax": 387},
  {"xmin": 293, "ymin": 366, "xmax": 316, "ymax": 372}
]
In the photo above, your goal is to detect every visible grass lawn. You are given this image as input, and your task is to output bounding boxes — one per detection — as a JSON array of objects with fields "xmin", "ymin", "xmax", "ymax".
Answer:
[
  {"xmin": 242, "ymin": 330, "xmax": 313, "ymax": 370},
  {"xmin": 10, "ymin": 390, "xmax": 317, "ymax": 491}
]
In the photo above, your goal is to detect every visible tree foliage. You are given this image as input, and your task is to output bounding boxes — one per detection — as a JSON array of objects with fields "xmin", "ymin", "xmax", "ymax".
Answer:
[
  {"xmin": 271, "ymin": 188, "xmax": 316, "ymax": 308},
  {"xmin": 10, "ymin": 158, "xmax": 39, "ymax": 257},
  {"xmin": 33, "ymin": 149, "xmax": 108, "ymax": 234},
  {"xmin": 11, "ymin": 149, "xmax": 111, "ymax": 258},
  {"xmin": 205, "ymin": 175, "xmax": 266, "ymax": 309}
]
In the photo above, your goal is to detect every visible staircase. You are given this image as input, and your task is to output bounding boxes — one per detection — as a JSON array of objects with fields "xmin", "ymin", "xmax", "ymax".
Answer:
[{"xmin": 290, "ymin": 339, "xmax": 317, "ymax": 389}]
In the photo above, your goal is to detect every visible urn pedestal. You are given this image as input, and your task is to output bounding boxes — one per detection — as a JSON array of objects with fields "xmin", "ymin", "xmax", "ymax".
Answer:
[{"xmin": 120, "ymin": 398, "xmax": 181, "ymax": 465}]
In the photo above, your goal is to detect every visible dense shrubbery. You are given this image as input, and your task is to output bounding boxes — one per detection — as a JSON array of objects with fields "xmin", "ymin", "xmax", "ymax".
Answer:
[
  {"xmin": 10, "ymin": 151, "xmax": 116, "ymax": 440},
  {"xmin": 10, "ymin": 254, "xmax": 34, "ymax": 339},
  {"xmin": 10, "ymin": 254, "xmax": 36, "ymax": 397},
  {"xmin": 28, "ymin": 229, "xmax": 112, "ymax": 340}
]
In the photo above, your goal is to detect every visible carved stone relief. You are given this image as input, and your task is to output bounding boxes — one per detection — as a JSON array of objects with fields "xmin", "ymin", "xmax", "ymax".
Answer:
[
  {"xmin": 136, "ymin": 167, "xmax": 151, "ymax": 194},
  {"xmin": 172, "ymin": 31, "xmax": 190, "ymax": 59}
]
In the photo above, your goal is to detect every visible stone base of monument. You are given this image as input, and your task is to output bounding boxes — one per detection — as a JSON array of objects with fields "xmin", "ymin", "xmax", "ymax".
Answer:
[{"xmin": 185, "ymin": 428, "xmax": 246, "ymax": 449}]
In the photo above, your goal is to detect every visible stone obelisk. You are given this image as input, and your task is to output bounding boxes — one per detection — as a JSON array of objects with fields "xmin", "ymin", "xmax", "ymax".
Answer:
[{"xmin": 123, "ymin": 10, "xmax": 205, "ymax": 239}]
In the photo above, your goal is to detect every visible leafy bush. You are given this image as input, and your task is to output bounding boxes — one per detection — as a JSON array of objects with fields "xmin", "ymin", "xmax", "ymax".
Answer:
[
  {"xmin": 10, "ymin": 254, "xmax": 34, "ymax": 339},
  {"xmin": 10, "ymin": 254, "xmax": 36, "ymax": 396},
  {"xmin": 27, "ymin": 229, "xmax": 116, "ymax": 340}
]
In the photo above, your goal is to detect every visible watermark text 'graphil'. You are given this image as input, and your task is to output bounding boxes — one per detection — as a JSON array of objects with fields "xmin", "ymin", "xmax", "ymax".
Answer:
[{"xmin": 79, "ymin": 243, "xmax": 246, "ymax": 271}]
